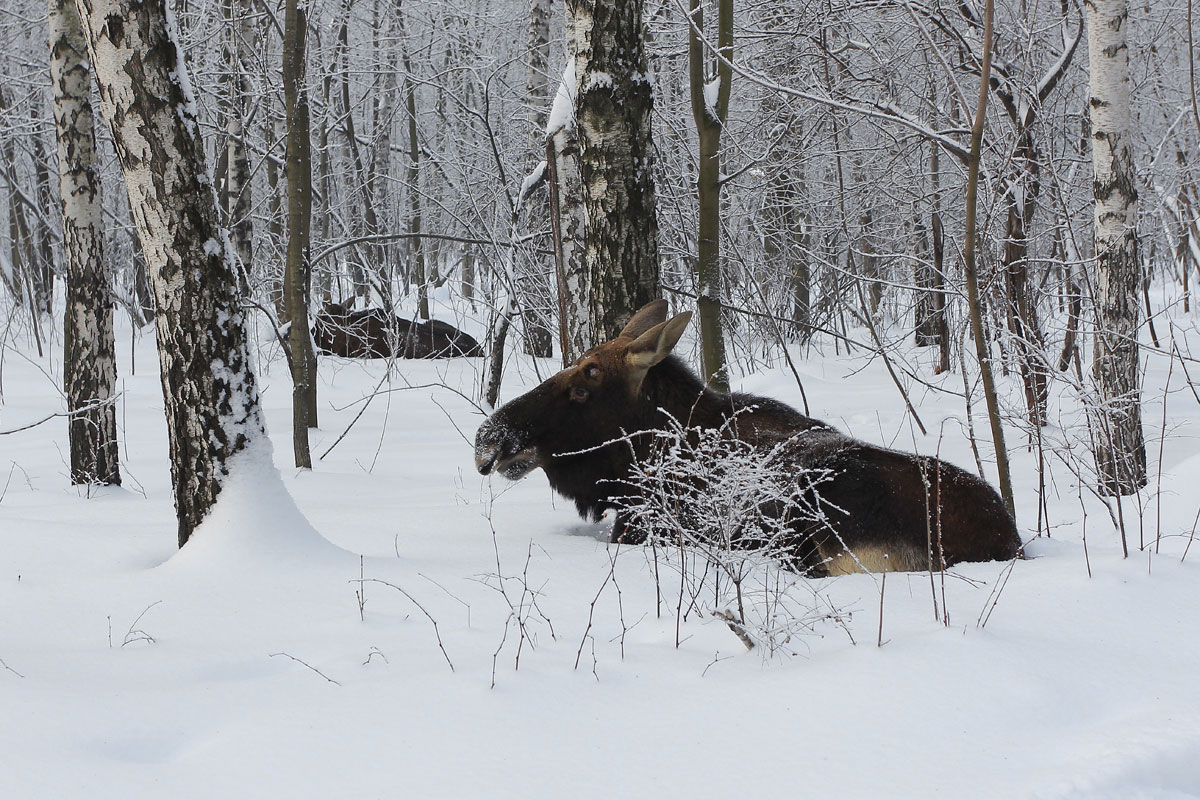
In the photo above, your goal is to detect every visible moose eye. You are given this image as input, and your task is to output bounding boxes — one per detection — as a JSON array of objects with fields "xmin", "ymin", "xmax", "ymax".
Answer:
[{"xmin": 570, "ymin": 386, "xmax": 589, "ymax": 403}]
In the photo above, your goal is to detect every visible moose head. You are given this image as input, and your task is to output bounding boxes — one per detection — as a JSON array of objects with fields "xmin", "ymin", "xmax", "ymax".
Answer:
[{"xmin": 475, "ymin": 300, "xmax": 691, "ymax": 483}]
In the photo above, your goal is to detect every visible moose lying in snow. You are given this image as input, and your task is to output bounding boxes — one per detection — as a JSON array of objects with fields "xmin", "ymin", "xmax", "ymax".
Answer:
[
  {"xmin": 474, "ymin": 300, "xmax": 1021, "ymax": 576},
  {"xmin": 312, "ymin": 302, "xmax": 482, "ymax": 359}
]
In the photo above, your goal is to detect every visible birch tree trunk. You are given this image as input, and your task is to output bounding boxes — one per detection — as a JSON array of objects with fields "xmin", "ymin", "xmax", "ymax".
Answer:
[
  {"xmin": 50, "ymin": 0, "xmax": 120, "ymax": 485},
  {"xmin": 521, "ymin": 0, "xmax": 554, "ymax": 358},
  {"xmin": 1086, "ymin": 0, "xmax": 1147, "ymax": 495},
  {"xmin": 548, "ymin": 45, "xmax": 588, "ymax": 362},
  {"xmin": 76, "ymin": 0, "xmax": 270, "ymax": 546},
  {"xmin": 527, "ymin": 0, "xmax": 552, "ymax": 139},
  {"xmin": 567, "ymin": 0, "xmax": 661, "ymax": 342}
]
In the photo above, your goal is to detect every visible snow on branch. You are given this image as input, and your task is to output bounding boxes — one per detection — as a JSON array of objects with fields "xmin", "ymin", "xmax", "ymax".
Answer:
[{"xmin": 547, "ymin": 58, "xmax": 576, "ymax": 136}]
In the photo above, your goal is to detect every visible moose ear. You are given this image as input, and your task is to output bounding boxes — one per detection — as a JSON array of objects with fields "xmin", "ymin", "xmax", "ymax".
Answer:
[
  {"xmin": 625, "ymin": 311, "xmax": 693, "ymax": 378},
  {"xmin": 617, "ymin": 300, "xmax": 670, "ymax": 341}
]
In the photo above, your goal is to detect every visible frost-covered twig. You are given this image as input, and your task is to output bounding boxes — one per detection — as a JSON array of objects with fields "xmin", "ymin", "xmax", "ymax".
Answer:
[
  {"xmin": 318, "ymin": 373, "xmax": 387, "ymax": 460},
  {"xmin": 120, "ymin": 601, "xmax": 162, "ymax": 647},
  {"xmin": 357, "ymin": 578, "xmax": 454, "ymax": 673},
  {"xmin": 0, "ymin": 395, "xmax": 123, "ymax": 436},
  {"xmin": 977, "ymin": 555, "xmax": 1021, "ymax": 629},
  {"xmin": 269, "ymin": 652, "xmax": 341, "ymax": 686},
  {"xmin": 480, "ymin": 495, "xmax": 553, "ymax": 686}
]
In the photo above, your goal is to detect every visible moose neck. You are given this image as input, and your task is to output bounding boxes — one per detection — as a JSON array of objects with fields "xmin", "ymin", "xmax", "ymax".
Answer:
[
  {"xmin": 539, "ymin": 356, "xmax": 734, "ymax": 522},
  {"xmin": 638, "ymin": 355, "xmax": 740, "ymax": 429}
]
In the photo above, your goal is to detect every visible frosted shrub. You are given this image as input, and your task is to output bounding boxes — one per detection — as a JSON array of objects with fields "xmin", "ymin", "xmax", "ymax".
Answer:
[{"xmin": 611, "ymin": 414, "xmax": 848, "ymax": 655}]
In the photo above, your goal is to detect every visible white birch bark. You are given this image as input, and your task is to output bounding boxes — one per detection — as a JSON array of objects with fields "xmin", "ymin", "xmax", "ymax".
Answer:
[
  {"xmin": 566, "ymin": 0, "xmax": 660, "ymax": 342},
  {"xmin": 75, "ymin": 0, "xmax": 270, "ymax": 545},
  {"xmin": 520, "ymin": 0, "xmax": 555, "ymax": 357},
  {"xmin": 50, "ymin": 0, "xmax": 120, "ymax": 485},
  {"xmin": 1086, "ymin": 0, "xmax": 1147, "ymax": 494},
  {"xmin": 548, "ymin": 53, "xmax": 588, "ymax": 361}
]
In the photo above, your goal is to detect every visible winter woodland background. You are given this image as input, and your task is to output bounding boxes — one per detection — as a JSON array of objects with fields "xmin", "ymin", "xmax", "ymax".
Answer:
[{"xmin": 2, "ymin": 0, "xmax": 1200, "ymax": 796}]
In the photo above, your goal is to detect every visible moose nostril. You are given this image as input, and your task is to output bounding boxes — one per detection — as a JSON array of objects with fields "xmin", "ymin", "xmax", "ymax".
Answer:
[
  {"xmin": 476, "ymin": 451, "xmax": 498, "ymax": 475},
  {"xmin": 474, "ymin": 417, "xmax": 520, "ymax": 476}
]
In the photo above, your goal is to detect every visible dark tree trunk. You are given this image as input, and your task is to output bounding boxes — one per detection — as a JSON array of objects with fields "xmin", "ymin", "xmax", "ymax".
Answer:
[
  {"xmin": 930, "ymin": 214, "xmax": 950, "ymax": 373},
  {"xmin": 1002, "ymin": 162, "xmax": 1050, "ymax": 427},
  {"xmin": 337, "ymin": 1, "xmax": 384, "ymax": 306},
  {"xmin": 401, "ymin": 24, "xmax": 428, "ymax": 322},
  {"xmin": 30, "ymin": 110, "xmax": 58, "ymax": 316},
  {"xmin": 221, "ymin": 0, "xmax": 254, "ymax": 275},
  {"xmin": 962, "ymin": 0, "xmax": 1015, "ymax": 519},
  {"xmin": 267, "ymin": 114, "xmax": 287, "ymax": 319},
  {"xmin": 1, "ymin": 86, "xmax": 31, "ymax": 311},
  {"xmin": 284, "ymin": 0, "xmax": 317, "ymax": 467},
  {"xmin": 690, "ymin": 0, "xmax": 731, "ymax": 391}
]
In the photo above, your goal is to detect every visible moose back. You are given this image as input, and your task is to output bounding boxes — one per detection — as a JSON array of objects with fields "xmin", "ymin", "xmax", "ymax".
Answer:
[
  {"xmin": 312, "ymin": 302, "xmax": 482, "ymax": 359},
  {"xmin": 474, "ymin": 300, "xmax": 1021, "ymax": 575}
]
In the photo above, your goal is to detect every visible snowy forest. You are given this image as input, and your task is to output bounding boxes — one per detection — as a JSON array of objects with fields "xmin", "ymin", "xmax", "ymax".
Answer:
[{"xmin": 2, "ymin": 0, "xmax": 1200, "ymax": 796}]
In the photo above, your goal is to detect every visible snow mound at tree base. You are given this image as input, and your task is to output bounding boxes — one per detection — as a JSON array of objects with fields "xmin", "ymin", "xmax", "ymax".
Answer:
[{"xmin": 161, "ymin": 439, "xmax": 355, "ymax": 576}]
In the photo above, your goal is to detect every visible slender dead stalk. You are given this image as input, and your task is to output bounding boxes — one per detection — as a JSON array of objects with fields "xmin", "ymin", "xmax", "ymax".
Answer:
[
  {"xmin": 1156, "ymin": 344, "xmax": 1174, "ymax": 553},
  {"xmin": 358, "ymin": 578, "xmax": 455, "ymax": 672},
  {"xmin": 960, "ymin": 0, "xmax": 1015, "ymax": 519},
  {"xmin": 269, "ymin": 652, "xmax": 341, "ymax": 686},
  {"xmin": 877, "ymin": 572, "xmax": 888, "ymax": 647},
  {"xmin": 1182, "ymin": 505, "xmax": 1199, "ymax": 562},
  {"xmin": 852, "ymin": 280, "xmax": 928, "ymax": 436}
]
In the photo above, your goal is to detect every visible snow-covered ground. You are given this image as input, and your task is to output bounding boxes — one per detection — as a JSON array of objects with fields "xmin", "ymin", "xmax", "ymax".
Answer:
[{"xmin": 1, "ymin": 303, "xmax": 1198, "ymax": 799}]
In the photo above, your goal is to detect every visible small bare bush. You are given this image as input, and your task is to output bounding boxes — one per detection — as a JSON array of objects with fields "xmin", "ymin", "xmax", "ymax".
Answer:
[{"xmin": 610, "ymin": 414, "xmax": 852, "ymax": 656}]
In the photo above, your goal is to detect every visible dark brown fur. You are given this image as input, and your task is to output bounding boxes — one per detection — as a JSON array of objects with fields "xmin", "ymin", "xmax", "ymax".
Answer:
[
  {"xmin": 312, "ymin": 302, "xmax": 482, "ymax": 359},
  {"xmin": 474, "ymin": 302, "xmax": 1021, "ymax": 575}
]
